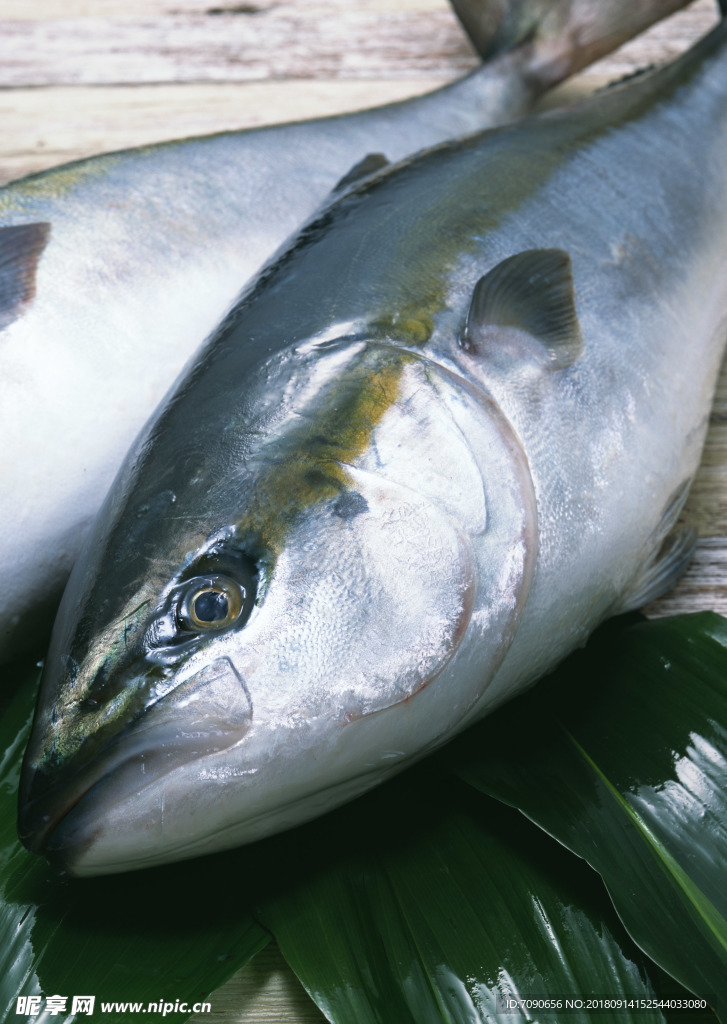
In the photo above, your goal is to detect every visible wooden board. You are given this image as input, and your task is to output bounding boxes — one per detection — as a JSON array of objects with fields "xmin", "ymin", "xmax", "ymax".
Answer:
[
  {"xmin": 0, "ymin": 1, "xmax": 720, "ymax": 183},
  {"xmin": 0, "ymin": 0, "xmax": 723, "ymax": 1020}
]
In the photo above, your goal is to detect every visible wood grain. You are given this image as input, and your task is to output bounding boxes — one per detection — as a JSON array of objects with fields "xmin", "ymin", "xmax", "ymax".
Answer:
[
  {"xmin": 0, "ymin": 1, "xmax": 719, "ymax": 184},
  {"xmin": 196, "ymin": 944, "xmax": 327, "ymax": 1023},
  {"xmin": 1, "ymin": 0, "xmax": 724, "ymax": 1020},
  {"xmin": 0, "ymin": 10, "xmax": 475, "ymax": 88}
]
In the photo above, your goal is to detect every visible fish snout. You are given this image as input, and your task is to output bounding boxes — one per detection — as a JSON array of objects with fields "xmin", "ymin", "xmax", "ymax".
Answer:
[
  {"xmin": 18, "ymin": 656, "xmax": 252, "ymax": 868},
  {"xmin": 18, "ymin": 758, "xmax": 90, "ymax": 858}
]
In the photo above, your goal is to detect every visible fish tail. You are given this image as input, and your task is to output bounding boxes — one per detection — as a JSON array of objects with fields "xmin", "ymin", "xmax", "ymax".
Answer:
[{"xmin": 451, "ymin": 0, "xmax": 697, "ymax": 91}]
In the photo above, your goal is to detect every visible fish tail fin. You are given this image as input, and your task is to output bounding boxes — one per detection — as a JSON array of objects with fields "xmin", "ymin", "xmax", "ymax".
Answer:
[{"xmin": 450, "ymin": 0, "xmax": 695, "ymax": 92}]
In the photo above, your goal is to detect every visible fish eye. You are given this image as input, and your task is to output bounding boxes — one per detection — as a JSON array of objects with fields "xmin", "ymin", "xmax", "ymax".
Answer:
[{"xmin": 178, "ymin": 574, "xmax": 245, "ymax": 632}]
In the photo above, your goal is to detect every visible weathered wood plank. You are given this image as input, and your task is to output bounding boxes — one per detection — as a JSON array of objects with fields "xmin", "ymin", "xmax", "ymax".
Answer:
[
  {"xmin": 0, "ymin": 9, "xmax": 476, "ymax": 87},
  {"xmin": 0, "ymin": 0, "xmax": 445, "ymax": 18},
  {"xmin": 643, "ymin": 539, "xmax": 727, "ymax": 617},
  {"xmin": 0, "ymin": 3, "xmax": 719, "ymax": 184},
  {"xmin": 0, "ymin": 2, "xmax": 717, "ymax": 88},
  {"xmin": 192, "ymin": 944, "xmax": 326, "ymax": 1024}
]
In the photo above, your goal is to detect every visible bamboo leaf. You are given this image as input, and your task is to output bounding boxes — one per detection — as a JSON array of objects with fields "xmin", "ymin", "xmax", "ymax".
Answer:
[
  {"xmin": 444, "ymin": 612, "xmax": 727, "ymax": 1016},
  {"xmin": 0, "ymin": 665, "xmax": 270, "ymax": 1023},
  {"xmin": 256, "ymin": 768, "xmax": 709, "ymax": 1024}
]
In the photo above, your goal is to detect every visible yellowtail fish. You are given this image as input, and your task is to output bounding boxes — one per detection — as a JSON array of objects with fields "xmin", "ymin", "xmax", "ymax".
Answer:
[
  {"xmin": 19, "ymin": 8, "xmax": 726, "ymax": 876},
  {"xmin": 0, "ymin": 0, "xmax": 694, "ymax": 663}
]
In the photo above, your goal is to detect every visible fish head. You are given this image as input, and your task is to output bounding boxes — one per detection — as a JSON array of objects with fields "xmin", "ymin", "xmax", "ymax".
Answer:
[{"xmin": 19, "ymin": 335, "xmax": 536, "ymax": 875}]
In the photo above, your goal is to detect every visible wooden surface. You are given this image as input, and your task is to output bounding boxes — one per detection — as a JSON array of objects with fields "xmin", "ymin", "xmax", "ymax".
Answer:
[
  {"xmin": 1, "ymin": 0, "xmax": 724, "ymax": 1020},
  {"xmin": 0, "ymin": 0, "xmax": 720, "ymax": 184}
]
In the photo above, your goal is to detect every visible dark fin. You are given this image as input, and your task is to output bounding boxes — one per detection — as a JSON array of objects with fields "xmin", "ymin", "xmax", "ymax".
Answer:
[
  {"xmin": 720, "ymin": 0, "xmax": 727, "ymax": 17},
  {"xmin": 0, "ymin": 222, "xmax": 51, "ymax": 331},
  {"xmin": 449, "ymin": 0, "xmax": 538, "ymax": 63},
  {"xmin": 620, "ymin": 527, "xmax": 697, "ymax": 612},
  {"xmin": 462, "ymin": 248, "xmax": 583, "ymax": 370},
  {"xmin": 333, "ymin": 153, "xmax": 389, "ymax": 193}
]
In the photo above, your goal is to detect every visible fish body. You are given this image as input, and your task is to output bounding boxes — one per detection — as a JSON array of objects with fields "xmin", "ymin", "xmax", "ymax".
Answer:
[
  {"xmin": 0, "ymin": 58, "xmax": 526, "ymax": 664},
  {"xmin": 0, "ymin": 0, "xmax": 696, "ymax": 663},
  {"xmin": 19, "ymin": 15, "xmax": 727, "ymax": 876}
]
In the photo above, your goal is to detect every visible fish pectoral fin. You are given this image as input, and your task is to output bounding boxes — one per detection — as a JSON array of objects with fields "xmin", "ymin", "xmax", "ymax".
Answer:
[
  {"xmin": 332, "ymin": 153, "xmax": 390, "ymax": 193},
  {"xmin": 620, "ymin": 526, "xmax": 698, "ymax": 612},
  {"xmin": 462, "ymin": 248, "xmax": 583, "ymax": 370},
  {"xmin": 0, "ymin": 222, "xmax": 51, "ymax": 331}
]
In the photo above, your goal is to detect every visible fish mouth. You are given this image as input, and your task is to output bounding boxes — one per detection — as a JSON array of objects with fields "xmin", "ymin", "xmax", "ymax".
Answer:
[
  {"xmin": 39, "ymin": 754, "xmax": 416, "ymax": 877},
  {"xmin": 18, "ymin": 655, "xmax": 253, "ymax": 869},
  {"xmin": 19, "ymin": 766, "xmax": 97, "ymax": 859}
]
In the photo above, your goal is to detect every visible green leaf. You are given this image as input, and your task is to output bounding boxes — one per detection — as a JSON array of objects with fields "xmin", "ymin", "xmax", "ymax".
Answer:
[
  {"xmin": 444, "ymin": 612, "xmax": 727, "ymax": 1016},
  {"xmin": 256, "ymin": 768, "xmax": 707, "ymax": 1024},
  {"xmin": 0, "ymin": 666, "xmax": 270, "ymax": 1023}
]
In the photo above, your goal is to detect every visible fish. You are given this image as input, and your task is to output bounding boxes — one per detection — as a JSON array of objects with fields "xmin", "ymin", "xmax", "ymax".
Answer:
[
  {"xmin": 0, "ymin": 0, "xmax": 695, "ymax": 664},
  {"xmin": 19, "ymin": 9, "xmax": 727, "ymax": 877}
]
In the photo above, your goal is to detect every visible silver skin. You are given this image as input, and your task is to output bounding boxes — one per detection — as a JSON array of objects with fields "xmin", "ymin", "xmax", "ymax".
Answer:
[
  {"xmin": 18, "ymin": 14, "xmax": 727, "ymax": 876},
  {"xmin": 0, "ymin": 0, "xmax": 695, "ymax": 663}
]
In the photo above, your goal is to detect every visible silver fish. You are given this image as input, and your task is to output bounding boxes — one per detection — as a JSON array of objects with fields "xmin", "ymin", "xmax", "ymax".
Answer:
[
  {"xmin": 19, "ymin": 12, "xmax": 727, "ymax": 876},
  {"xmin": 0, "ymin": 0, "xmax": 695, "ymax": 663}
]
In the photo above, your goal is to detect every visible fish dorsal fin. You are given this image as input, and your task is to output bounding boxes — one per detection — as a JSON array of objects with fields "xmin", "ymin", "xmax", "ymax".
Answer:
[
  {"xmin": 333, "ymin": 153, "xmax": 390, "ymax": 193},
  {"xmin": 0, "ymin": 222, "xmax": 51, "ymax": 331},
  {"xmin": 462, "ymin": 248, "xmax": 583, "ymax": 370}
]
